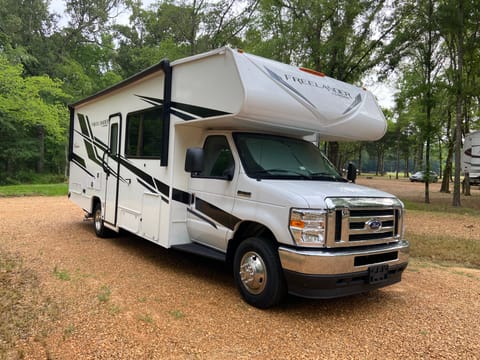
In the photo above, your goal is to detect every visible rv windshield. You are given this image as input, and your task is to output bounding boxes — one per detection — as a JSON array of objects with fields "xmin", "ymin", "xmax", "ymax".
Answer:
[{"xmin": 233, "ymin": 133, "xmax": 345, "ymax": 181}]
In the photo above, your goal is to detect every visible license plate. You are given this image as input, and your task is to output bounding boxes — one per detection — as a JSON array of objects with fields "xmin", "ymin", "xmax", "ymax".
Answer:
[{"xmin": 368, "ymin": 264, "xmax": 389, "ymax": 284}]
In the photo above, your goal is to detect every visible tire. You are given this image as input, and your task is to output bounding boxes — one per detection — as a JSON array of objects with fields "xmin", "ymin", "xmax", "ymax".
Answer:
[
  {"xmin": 233, "ymin": 237, "xmax": 286, "ymax": 309},
  {"xmin": 93, "ymin": 202, "xmax": 110, "ymax": 238}
]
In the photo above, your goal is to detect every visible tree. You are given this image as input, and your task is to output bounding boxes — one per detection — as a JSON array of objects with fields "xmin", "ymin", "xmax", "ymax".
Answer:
[
  {"xmin": 0, "ymin": 55, "xmax": 70, "ymax": 183},
  {"xmin": 437, "ymin": 0, "xmax": 480, "ymax": 207},
  {"xmin": 401, "ymin": 0, "xmax": 443, "ymax": 203},
  {"xmin": 114, "ymin": 0, "xmax": 258, "ymax": 77}
]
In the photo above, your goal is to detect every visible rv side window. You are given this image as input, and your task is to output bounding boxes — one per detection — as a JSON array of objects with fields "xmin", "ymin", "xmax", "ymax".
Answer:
[
  {"xmin": 109, "ymin": 123, "xmax": 118, "ymax": 156},
  {"xmin": 194, "ymin": 136, "xmax": 234, "ymax": 179},
  {"xmin": 125, "ymin": 107, "xmax": 163, "ymax": 158}
]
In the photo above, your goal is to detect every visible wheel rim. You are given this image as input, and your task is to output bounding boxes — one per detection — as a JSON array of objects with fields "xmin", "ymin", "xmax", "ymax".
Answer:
[
  {"xmin": 94, "ymin": 209, "xmax": 102, "ymax": 232},
  {"xmin": 239, "ymin": 251, "xmax": 267, "ymax": 295}
]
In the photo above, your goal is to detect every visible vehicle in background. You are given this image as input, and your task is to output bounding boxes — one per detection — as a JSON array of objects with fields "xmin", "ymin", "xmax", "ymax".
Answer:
[
  {"xmin": 409, "ymin": 171, "xmax": 438, "ymax": 183},
  {"xmin": 462, "ymin": 131, "xmax": 480, "ymax": 185}
]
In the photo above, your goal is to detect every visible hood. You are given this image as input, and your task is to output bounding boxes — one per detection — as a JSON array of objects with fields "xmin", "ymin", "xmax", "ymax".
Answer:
[{"xmin": 257, "ymin": 180, "xmax": 397, "ymax": 208}]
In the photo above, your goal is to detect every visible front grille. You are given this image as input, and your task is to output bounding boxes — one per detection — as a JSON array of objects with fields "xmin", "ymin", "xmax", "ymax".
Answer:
[
  {"xmin": 326, "ymin": 198, "xmax": 403, "ymax": 248},
  {"xmin": 348, "ymin": 209, "xmax": 396, "ymax": 241}
]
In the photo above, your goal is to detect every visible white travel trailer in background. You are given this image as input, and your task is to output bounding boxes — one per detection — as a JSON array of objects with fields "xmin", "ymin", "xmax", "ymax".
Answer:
[
  {"xmin": 462, "ymin": 130, "xmax": 480, "ymax": 185},
  {"xmin": 68, "ymin": 47, "xmax": 409, "ymax": 308}
]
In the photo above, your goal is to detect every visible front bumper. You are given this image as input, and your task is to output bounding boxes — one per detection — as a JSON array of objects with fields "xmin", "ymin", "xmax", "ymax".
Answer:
[{"xmin": 278, "ymin": 240, "xmax": 409, "ymax": 299}]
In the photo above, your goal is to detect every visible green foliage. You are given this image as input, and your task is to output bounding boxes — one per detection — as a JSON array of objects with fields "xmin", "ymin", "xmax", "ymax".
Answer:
[
  {"xmin": 0, "ymin": 0, "xmax": 478, "ymax": 196},
  {"xmin": 0, "ymin": 55, "xmax": 70, "ymax": 184},
  {"xmin": 246, "ymin": 0, "xmax": 399, "ymax": 83},
  {"xmin": 169, "ymin": 309, "xmax": 185, "ymax": 320},
  {"xmin": 53, "ymin": 266, "xmax": 71, "ymax": 281},
  {"xmin": 0, "ymin": 183, "xmax": 68, "ymax": 197},
  {"xmin": 97, "ymin": 285, "xmax": 112, "ymax": 303}
]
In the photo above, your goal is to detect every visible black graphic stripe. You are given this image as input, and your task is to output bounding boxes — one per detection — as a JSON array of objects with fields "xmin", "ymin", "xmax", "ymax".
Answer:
[
  {"xmin": 77, "ymin": 114, "xmax": 91, "ymax": 137},
  {"xmin": 171, "ymin": 109, "xmax": 196, "ymax": 120},
  {"xmin": 195, "ymin": 198, "xmax": 240, "ymax": 230},
  {"xmin": 464, "ymin": 148, "xmax": 480, "ymax": 158},
  {"xmin": 72, "ymin": 153, "xmax": 86, "ymax": 168},
  {"xmin": 154, "ymin": 179, "xmax": 170, "ymax": 198},
  {"xmin": 117, "ymin": 157, "xmax": 170, "ymax": 198},
  {"xmin": 171, "ymin": 101, "xmax": 230, "ymax": 118},
  {"xmin": 84, "ymin": 140, "xmax": 103, "ymax": 167},
  {"xmin": 93, "ymin": 137, "xmax": 108, "ymax": 151},
  {"xmin": 137, "ymin": 178, "xmax": 158, "ymax": 194},
  {"xmin": 119, "ymin": 158, "xmax": 155, "ymax": 189},
  {"xmin": 187, "ymin": 208, "xmax": 217, "ymax": 229},
  {"xmin": 71, "ymin": 154, "xmax": 95, "ymax": 177},
  {"xmin": 172, "ymin": 189, "xmax": 193, "ymax": 205},
  {"xmin": 136, "ymin": 95, "xmax": 230, "ymax": 119}
]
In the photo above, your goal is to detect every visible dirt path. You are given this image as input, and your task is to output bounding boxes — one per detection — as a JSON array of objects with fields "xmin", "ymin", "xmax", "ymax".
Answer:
[{"xmin": 1, "ymin": 196, "xmax": 479, "ymax": 359}]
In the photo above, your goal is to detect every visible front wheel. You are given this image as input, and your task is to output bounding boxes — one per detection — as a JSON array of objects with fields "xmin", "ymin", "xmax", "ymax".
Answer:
[{"xmin": 233, "ymin": 238, "xmax": 286, "ymax": 309}]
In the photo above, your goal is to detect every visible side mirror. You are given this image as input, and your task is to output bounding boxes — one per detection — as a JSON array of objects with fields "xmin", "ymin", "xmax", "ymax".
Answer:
[
  {"xmin": 347, "ymin": 163, "xmax": 357, "ymax": 183},
  {"xmin": 185, "ymin": 147, "xmax": 204, "ymax": 173}
]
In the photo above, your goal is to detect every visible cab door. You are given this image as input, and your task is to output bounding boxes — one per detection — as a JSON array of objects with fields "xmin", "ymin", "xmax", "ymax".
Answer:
[{"xmin": 186, "ymin": 135, "xmax": 238, "ymax": 252}]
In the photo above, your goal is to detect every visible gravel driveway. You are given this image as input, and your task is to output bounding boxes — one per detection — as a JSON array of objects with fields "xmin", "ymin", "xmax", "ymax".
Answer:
[{"xmin": 1, "ymin": 196, "xmax": 479, "ymax": 359}]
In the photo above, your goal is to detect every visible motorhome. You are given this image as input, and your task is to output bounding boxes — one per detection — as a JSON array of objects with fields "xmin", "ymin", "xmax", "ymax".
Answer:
[
  {"xmin": 68, "ymin": 47, "xmax": 409, "ymax": 308},
  {"xmin": 462, "ymin": 130, "xmax": 480, "ymax": 185}
]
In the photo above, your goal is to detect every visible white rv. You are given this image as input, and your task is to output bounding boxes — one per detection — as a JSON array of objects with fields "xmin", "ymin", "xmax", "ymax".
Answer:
[
  {"xmin": 462, "ymin": 130, "xmax": 480, "ymax": 185},
  {"xmin": 68, "ymin": 47, "xmax": 409, "ymax": 308}
]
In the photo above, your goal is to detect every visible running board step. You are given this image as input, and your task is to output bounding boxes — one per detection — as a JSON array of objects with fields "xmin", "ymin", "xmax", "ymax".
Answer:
[{"xmin": 171, "ymin": 243, "xmax": 226, "ymax": 262}]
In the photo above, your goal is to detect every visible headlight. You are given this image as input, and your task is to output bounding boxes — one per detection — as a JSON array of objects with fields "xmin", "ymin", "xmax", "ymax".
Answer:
[{"xmin": 289, "ymin": 209, "xmax": 326, "ymax": 246}]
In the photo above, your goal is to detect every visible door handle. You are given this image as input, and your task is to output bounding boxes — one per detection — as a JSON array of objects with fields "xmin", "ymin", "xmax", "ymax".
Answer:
[{"xmin": 237, "ymin": 190, "xmax": 251, "ymax": 198}]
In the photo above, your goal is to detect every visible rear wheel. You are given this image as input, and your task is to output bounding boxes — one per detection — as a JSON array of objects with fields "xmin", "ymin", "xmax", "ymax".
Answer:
[
  {"xmin": 93, "ymin": 202, "xmax": 110, "ymax": 238},
  {"xmin": 233, "ymin": 237, "xmax": 286, "ymax": 309}
]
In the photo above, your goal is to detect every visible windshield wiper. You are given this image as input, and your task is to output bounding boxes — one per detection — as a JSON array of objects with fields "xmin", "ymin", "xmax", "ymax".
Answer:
[
  {"xmin": 308, "ymin": 172, "xmax": 346, "ymax": 182},
  {"xmin": 249, "ymin": 169, "xmax": 312, "ymax": 180}
]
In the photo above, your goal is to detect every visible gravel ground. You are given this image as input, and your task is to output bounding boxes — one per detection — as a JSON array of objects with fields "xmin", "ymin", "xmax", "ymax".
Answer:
[{"xmin": 1, "ymin": 185, "xmax": 480, "ymax": 359}]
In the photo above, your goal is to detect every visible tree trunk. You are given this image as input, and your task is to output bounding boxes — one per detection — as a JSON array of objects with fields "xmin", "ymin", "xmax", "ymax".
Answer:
[
  {"xmin": 327, "ymin": 141, "xmax": 340, "ymax": 171},
  {"xmin": 464, "ymin": 173, "xmax": 471, "ymax": 195},
  {"xmin": 357, "ymin": 145, "xmax": 362, "ymax": 175},
  {"xmin": 440, "ymin": 110, "xmax": 453, "ymax": 193},
  {"xmin": 441, "ymin": 143, "xmax": 453, "ymax": 193},
  {"xmin": 438, "ymin": 138, "xmax": 442, "ymax": 179},
  {"xmin": 452, "ymin": 0, "xmax": 464, "ymax": 207}
]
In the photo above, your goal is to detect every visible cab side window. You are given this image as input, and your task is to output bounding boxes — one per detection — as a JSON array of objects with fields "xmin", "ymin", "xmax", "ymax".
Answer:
[{"xmin": 195, "ymin": 136, "xmax": 234, "ymax": 179}]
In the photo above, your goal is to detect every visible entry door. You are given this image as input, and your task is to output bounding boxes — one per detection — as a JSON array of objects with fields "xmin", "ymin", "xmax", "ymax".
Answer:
[
  {"xmin": 104, "ymin": 114, "xmax": 121, "ymax": 225},
  {"xmin": 186, "ymin": 135, "xmax": 237, "ymax": 252}
]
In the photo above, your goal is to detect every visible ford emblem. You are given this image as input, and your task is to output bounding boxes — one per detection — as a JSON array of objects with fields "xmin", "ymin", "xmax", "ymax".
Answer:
[{"xmin": 366, "ymin": 219, "xmax": 382, "ymax": 231}]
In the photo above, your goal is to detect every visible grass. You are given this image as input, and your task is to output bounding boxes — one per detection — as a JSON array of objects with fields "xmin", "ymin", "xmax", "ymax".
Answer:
[
  {"xmin": 169, "ymin": 309, "xmax": 185, "ymax": 320},
  {"xmin": 97, "ymin": 285, "xmax": 112, "ymax": 303},
  {"xmin": 408, "ymin": 233, "xmax": 480, "ymax": 268},
  {"xmin": 0, "ymin": 183, "xmax": 68, "ymax": 197},
  {"xmin": 1, "ymin": 249, "xmax": 57, "ymax": 358},
  {"xmin": 53, "ymin": 266, "xmax": 71, "ymax": 281},
  {"xmin": 138, "ymin": 313, "xmax": 155, "ymax": 325},
  {"xmin": 402, "ymin": 199, "xmax": 480, "ymax": 216}
]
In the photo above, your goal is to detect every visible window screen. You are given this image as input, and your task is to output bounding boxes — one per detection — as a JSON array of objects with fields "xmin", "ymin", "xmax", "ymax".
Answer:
[{"xmin": 125, "ymin": 107, "xmax": 163, "ymax": 158}]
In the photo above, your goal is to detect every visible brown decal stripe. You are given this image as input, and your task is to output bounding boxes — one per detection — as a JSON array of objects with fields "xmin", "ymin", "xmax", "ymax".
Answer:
[{"xmin": 195, "ymin": 198, "xmax": 240, "ymax": 230}]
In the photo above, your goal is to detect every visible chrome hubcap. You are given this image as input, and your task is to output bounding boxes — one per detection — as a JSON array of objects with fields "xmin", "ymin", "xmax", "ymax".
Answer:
[
  {"xmin": 239, "ymin": 251, "xmax": 267, "ymax": 295},
  {"xmin": 94, "ymin": 209, "xmax": 102, "ymax": 232}
]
